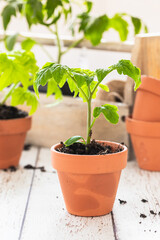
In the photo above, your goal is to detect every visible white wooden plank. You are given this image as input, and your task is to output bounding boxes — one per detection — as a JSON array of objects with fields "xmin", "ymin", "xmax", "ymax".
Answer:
[
  {"xmin": 0, "ymin": 147, "xmax": 38, "ymax": 240},
  {"xmin": 21, "ymin": 148, "xmax": 115, "ymax": 240},
  {"xmin": 37, "ymin": 147, "xmax": 54, "ymax": 173},
  {"xmin": 113, "ymin": 161, "xmax": 160, "ymax": 240}
]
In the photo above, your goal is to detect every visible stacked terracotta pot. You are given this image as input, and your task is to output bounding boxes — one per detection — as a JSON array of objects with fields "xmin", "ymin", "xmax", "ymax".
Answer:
[{"xmin": 126, "ymin": 76, "xmax": 160, "ymax": 171}]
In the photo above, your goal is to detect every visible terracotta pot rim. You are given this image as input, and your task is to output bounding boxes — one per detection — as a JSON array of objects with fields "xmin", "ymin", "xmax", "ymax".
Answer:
[
  {"xmin": 0, "ymin": 115, "xmax": 31, "ymax": 122},
  {"xmin": 51, "ymin": 140, "xmax": 128, "ymax": 174},
  {"xmin": 0, "ymin": 116, "xmax": 32, "ymax": 135},
  {"xmin": 138, "ymin": 75, "xmax": 160, "ymax": 96},
  {"xmin": 126, "ymin": 117, "xmax": 160, "ymax": 137},
  {"xmin": 51, "ymin": 140, "xmax": 127, "ymax": 157}
]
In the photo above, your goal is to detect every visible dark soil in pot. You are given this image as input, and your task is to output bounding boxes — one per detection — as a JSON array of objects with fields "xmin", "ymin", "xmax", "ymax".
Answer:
[
  {"xmin": 0, "ymin": 105, "xmax": 28, "ymax": 120},
  {"xmin": 57, "ymin": 140, "xmax": 123, "ymax": 155}
]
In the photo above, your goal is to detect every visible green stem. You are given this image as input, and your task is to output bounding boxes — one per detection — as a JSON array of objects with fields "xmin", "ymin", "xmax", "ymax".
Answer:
[
  {"xmin": 55, "ymin": 23, "xmax": 62, "ymax": 64},
  {"xmin": 91, "ymin": 82, "xmax": 99, "ymax": 97},
  {"xmin": 1, "ymin": 83, "xmax": 19, "ymax": 105},
  {"xmin": 61, "ymin": 37, "xmax": 84, "ymax": 56},
  {"xmin": 86, "ymin": 86, "xmax": 92, "ymax": 144},
  {"xmin": 86, "ymin": 98, "xmax": 92, "ymax": 144}
]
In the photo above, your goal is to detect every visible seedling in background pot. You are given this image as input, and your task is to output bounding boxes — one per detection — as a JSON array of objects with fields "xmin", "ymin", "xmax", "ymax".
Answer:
[
  {"xmin": 0, "ymin": 50, "xmax": 39, "ymax": 116},
  {"xmin": 34, "ymin": 59, "xmax": 141, "ymax": 150}
]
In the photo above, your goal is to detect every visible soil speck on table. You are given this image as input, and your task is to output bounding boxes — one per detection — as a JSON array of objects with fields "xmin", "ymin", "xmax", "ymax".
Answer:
[
  {"xmin": 118, "ymin": 199, "xmax": 127, "ymax": 205},
  {"xmin": 3, "ymin": 166, "xmax": 17, "ymax": 172},
  {"xmin": 23, "ymin": 144, "xmax": 32, "ymax": 151},
  {"xmin": 24, "ymin": 164, "xmax": 46, "ymax": 172},
  {"xmin": 150, "ymin": 210, "xmax": 157, "ymax": 215},
  {"xmin": 141, "ymin": 199, "xmax": 148, "ymax": 203},
  {"xmin": 140, "ymin": 214, "xmax": 147, "ymax": 218}
]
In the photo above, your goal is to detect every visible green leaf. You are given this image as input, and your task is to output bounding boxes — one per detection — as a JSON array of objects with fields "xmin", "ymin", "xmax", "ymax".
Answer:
[
  {"xmin": 85, "ymin": 15, "xmax": 109, "ymax": 45},
  {"xmin": 11, "ymin": 87, "xmax": 39, "ymax": 115},
  {"xmin": 0, "ymin": 50, "xmax": 38, "ymax": 91},
  {"xmin": 71, "ymin": 68, "xmax": 95, "ymax": 86},
  {"xmin": 96, "ymin": 68, "xmax": 111, "ymax": 82},
  {"xmin": 109, "ymin": 14, "xmax": 128, "ymax": 41},
  {"xmin": 79, "ymin": 14, "xmax": 109, "ymax": 45},
  {"xmin": 93, "ymin": 107, "xmax": 102, "ymax": 118},
  {"xmin": 21, "ymin": 38, "xmax": 36, "ymax": 51},
  {"xmin": 64, "ymin": 136, "xmax": 86, "ymax": 146},
  {"xmin": 45, "ymin": 0, "xmax": 62, "ymax": 19},
  {"xmin": 99, "ymin": 84, "xmax": 109, "ymax": 92},
  {"xmin": 67, "ymin": 77, "xmax": 79, "ymax": 97},
  {"xmin": 1, "ymin": 4, "xmax": 16, "ymax": 30},
  {"xmin": 144, "ymin": 25, "xmax": 148, "ymax": 33},
  {"xmin": 34, "ymin": 63, "xmax": 68, "ymax": 98},
  {"xmin": 93, "ymin": 104, "xmax": 119, "ymax": 124},
  {"xmin": 83, "ymin": 1, "xmax": 93, "ymax": 13},
  {"xmin": 34, "ymin": 63, "xmax": 54, "ymax": 95},
  {"xmin": 25, "ymin": 0, "xmax": 43, "ymax": 28},
  {"xmin": 109, "ymin": 59, "xmax": 141, "ymax": 90},
  {"xmin": 131, "ymin": 17, "xmax": 142, "ymax": 35},
  {"xmin": 5, "ymin": 33, "xmax": 19, "ymax": 51},
  {"xmin": 47, "ymin": 79, "xmax": 62, "ymax": 99}
]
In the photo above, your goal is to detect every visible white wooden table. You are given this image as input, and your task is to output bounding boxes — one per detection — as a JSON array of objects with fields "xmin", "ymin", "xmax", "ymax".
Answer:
[{"xmin": 0, "ymin": 146, "xmax": 160, "ymax": 240}]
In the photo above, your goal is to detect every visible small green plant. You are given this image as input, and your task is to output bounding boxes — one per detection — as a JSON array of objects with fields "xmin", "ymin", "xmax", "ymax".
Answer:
[
  {"xmin": 34, "ymin": 59, "xmax": 141, "ymax": 145},
  {"xmin": 0, "ymin": 50, "xmax": 39, "ymax": 115},
  {"xmin": 1, "ymin": 0, "xmax": 148, "ymax": 63}
]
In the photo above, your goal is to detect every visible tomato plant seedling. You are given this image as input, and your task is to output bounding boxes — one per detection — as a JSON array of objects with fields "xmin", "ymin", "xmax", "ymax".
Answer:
[
  {"xmin": 0, "ymin": 50, "xmax": 39, "ymax": 115},
  {"xmin": 34, "ymin": 59, "xmax": 141, "ymax": 145}
]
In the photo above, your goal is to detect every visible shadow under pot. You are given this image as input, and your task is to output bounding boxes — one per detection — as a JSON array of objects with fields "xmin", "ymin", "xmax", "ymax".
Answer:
[
  {"xmin": 126, "ymin": 117, "xmax": 160, "ymax": 171},
  {"xmin": 51, "ymin": 141, "xmax": 127, "ymax": 217},
  {"xmin": 0, "ymin": 116, "xmax": 32, "ymax": 169},
  {"xmin": 133, "ymin": 75, "xmax": 160, "ymax": 121}
]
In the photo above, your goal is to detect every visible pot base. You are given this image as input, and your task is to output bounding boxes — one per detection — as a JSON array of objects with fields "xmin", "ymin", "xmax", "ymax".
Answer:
[{"xmin": 58, "ymin": 171, "xmax": 121, "ymax": 217}]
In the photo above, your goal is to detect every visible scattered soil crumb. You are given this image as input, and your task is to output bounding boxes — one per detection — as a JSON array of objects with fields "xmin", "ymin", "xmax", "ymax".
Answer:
[
  {"xmin": 141, "ymin": 199, "xmax": 148, "ymax": 203},
  {"xmin": 23, "ymin": 144, "xmax": 32, "ymax": 151},
  {"xmin": 140, "ymin": 214, "xmax": 147, "ymax": 218},
  {"xmin": 118, "ymin": 199, "xmax": 127, "ymax": 205},
  {"xmin": 150, "ymin": 210, "xmax": 157, "ymax": 215},
  {"xmin": 24, "ymin": 164, "xmax": 46, "ymax": 172},
  {"xmin": 3, "ymin": 166, "xmax": 17, "ymax": 172}
]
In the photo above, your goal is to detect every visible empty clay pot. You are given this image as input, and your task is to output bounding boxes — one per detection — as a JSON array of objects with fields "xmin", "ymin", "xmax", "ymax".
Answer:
[
  {"xmin": 133, "ymin": 75, "xmax": 160, "ymax": 121},
  {"xmin": 126, "ymin": 117, "xmax": 160, "ymax": 171},
  {"xmin": 51, "ymin": 141, "xmax": 127, "ymax": 217},
  {"xmin": 0, "ymin": 116, "xmax": 32, "ymax": 169}
]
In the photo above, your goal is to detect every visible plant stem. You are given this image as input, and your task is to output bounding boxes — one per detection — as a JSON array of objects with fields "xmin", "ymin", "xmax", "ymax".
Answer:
[
  {"xmin": 86, "ymin": 86, "xmax": 92, "ymax": 144},
  {"xmin": 86, "ymin": 98, "xmax": 92, "ymax": 144},
  {"xmin": 1, "ymin": 83, "xmax": 19, "ymax": 105},
  {"xmin": 55, "ymin": 23, "xmax": 62, "ymax": 63},
  {"xmin": 61, "ymin": 37, "xmax": 84, "ymax": 56}
]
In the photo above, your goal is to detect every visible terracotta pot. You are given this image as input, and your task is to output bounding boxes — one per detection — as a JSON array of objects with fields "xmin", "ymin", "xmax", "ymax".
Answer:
[
  {"xmin": 133, "ymin": 75, "xmax": 160, "ymax": 121},
  {"xmin": 0, "ymin": 116, "xmax": 32, "ymax": 169},
  {"xmin": 126, "ymin": 117, "xmax": 160, "ymax": 171},
  {"xmin": 51, "ymin": 141, "xmax": 127, "ymax": 217}
]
